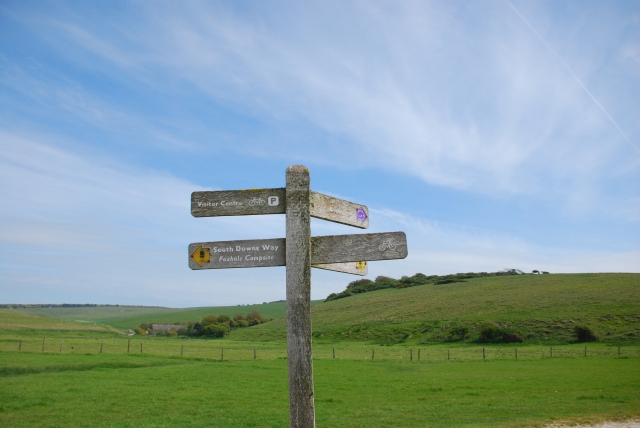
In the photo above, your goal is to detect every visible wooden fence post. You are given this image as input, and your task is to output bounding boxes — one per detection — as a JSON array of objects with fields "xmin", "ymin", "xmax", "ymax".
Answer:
[
  {"xmin": 100, "ymin": 343, "xmax": 103, "ymax": 354},
  {"xmin": 221, "ymin": 348, "xmax": 224, "ymax": 361},
  {"xmin": 42, "ymin": 337, "xmax": 46, "ymax": 352},
  {"xmin": 410, "ymin": 349, "xmax": 413, "ymax": 361},
  {"xmin": 447, "ymin": 349, "xmax": 450, "ymax": 361},
  {"xmin": 482, "ymin": 347, "xmax": 485, "ymax": 360},
  {"xmin": 550, "ymin": 347, "xmax": 552, "ymax": 358},
  {"xmin": 127, "ymin": 339, "xmax": 130, "ymax": 353},
  {"xmin": 19, "ymin": 339, "xmax": 22, "ymax": 351},
  {"xmin": 254, "ymin": 348, "xmax": 256, "ymax": 360},
  {"xmin": 332, "ymin": 348, "xmax": 335, "ymax": 359},
  {"xmin": 60, "ymin": 341, "xmax": 63, "ymax": 353},
  {"xmin": 515, "ymin": 348, "xmax": 518, "ymax": 359},
  {"xmin": 418, "ymin": 349, "xmax": 420, "ymax": 361},
  {"xmin": 584, "ymin": 345, "xmax": 586, "ymax": 357},
  {"xmin": 285, "ymin": 165, "xmax": 315, "ymax": 428},
  {"xmin": 140, "ymin": 343, "xmax": 143, "ymax": 354},
  {"xmin": 618, "ymin": 346, "xmax": 621, "ymax": 356},
  {"xmin": 181, "ymin": 345, "xmax": 184, "ymax": 356}
]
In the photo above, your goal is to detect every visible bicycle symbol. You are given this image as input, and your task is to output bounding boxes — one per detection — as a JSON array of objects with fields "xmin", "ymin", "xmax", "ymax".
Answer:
[
  {"xmin": 248, "ymin": 197, "xmax": 266, "ymax": 207},
  {"xmin": 379, "ymin": 239, "xmax": 397, "ymax": 251}
]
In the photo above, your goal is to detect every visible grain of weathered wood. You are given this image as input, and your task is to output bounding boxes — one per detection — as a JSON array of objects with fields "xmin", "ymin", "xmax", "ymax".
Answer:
[
  {"xmin": 311, "ymin": 231, "xmax": 407, "ymax": 264},
  {"xmin": 310, "ymin": 191, "xmax": 369, "ymax": 229},
  {"xmin": 188, "ymin": 238, "xmax": 285, "ymax": 270},
  {"xmin": 191, "ymin": 188, "xmax": 286, "ymax": 217},
  {"xmin": 285, "ymin": 165, "xmax": 315, "ymax": 428},
  {"xmin": 311, "ymin": 261, "xmax": 368, "ymax": 276}
]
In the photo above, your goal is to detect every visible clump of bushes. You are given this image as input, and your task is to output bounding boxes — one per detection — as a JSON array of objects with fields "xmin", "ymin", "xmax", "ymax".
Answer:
[
  {"xmin": 447, "ymin": 326, "xmax": 470, "ymax": 341},
  {"xmin": 573, "ymin": 325, "xmax": 598, "ymax": 342},
  {"xmin": 325, "ymin": 269, "xmax": 526, "ymax": 302},
  {"xmin": 139, "ymin": 309, "xmax": 270, "ymax": 339},
  {"xmin": 477, "ymin": 322, "xmax": 523, "ymax": 343}
]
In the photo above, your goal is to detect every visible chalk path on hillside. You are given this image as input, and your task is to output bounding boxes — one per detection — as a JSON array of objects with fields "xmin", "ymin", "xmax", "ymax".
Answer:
[{"xmin": 546, "ymin": 421, "xmax": 639, "ymax": 428}]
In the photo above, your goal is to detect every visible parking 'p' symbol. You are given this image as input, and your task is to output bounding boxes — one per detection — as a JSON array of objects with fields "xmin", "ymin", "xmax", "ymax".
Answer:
[{"xmin": 268, "ymin": 196, "xmax": 279, "ymax": 206}]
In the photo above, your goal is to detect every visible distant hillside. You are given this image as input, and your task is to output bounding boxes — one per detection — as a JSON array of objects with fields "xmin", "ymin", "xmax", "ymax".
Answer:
[
  {"xmin": 236, "ymin": 273, "xmax": 640, "ymax": 344},
  {"xmin": 8, "ymin": 301, "xmax": 322, "ymax": 331},
  {"xmin": 0, "ymin": 309, "xmax": 121, "ymax": 333}
]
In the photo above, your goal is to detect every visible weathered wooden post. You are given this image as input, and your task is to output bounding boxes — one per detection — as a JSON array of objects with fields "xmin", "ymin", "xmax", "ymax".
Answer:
[
  {"xmin": 181, "ymin": 345, "xmax": 184, "ymax": 356},
  {"xmin": 332, "ymin": 348, "xmax": 335, "ymax": 359},
  {"xmin": 127, "ymin": 339, "xmax": 130, "ymax": 353},
  {"xmin": 60, "ymin": 341, "xmax": 63, "ymax": 353},
  {"xmin": 285, "ymin": 165, "xmax": 315, "ymax": 427},
  {"xmin": 418, "ymin": 348, "xmax": 420, "ymax": 361},
  {"xmin": 584, "ymin": 345, "xmax": 586, "ymax": 357},
  {"xmin": 372, "ymin": 348, "xmax": 375, "ymax": 360},
  {"xmin": 482, "ymin": 347, "xmax": 485, "ymax": 360},
  {"xmin": 254, "ymin": 348, "xmax": 256, "ymax": 360},
  {"xmin": 447, "ymin": 349, "xmax": 450, "ymax": 361},
  {"xmin": 140, "ymin": 343, "xmax": 143, "ymax": 354},
  {"xmin": 221, "ymin": 348, "xmax": 224, "ymax": 361},
  {"xmin": 410, "ymin": 349, "xmax": 413, "ymax": 361},
  {"xmin": 515, "ymin": 348, "xmax": 518, "ymax": 359},
  {"xmin": 42, "ymin": 337, "xmax": 46, "ymax": 352},
  {"xmin": 550, "ymin": 347, "xmax": 552, "ymax": 358},
  {"xmin": 100, "ymin": 343, "xmax": 103, "ymax": 354},
  {"xmin": 19, "ymin": 339, "xmax": 22, "ymax": 351}
]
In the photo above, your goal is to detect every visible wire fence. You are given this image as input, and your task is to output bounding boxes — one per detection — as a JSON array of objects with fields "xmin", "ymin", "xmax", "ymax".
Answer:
[{"xmin": 2, "ymin": 336, "xmax": 639, "ymax": 362}]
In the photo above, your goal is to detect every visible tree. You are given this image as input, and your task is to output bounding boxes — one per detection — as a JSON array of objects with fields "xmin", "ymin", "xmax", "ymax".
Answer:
[
  {"xmin": 574, "ymin": 325, "xmax": 598, "ymax": 342},
  {"xmin": 203, "ymin": 324, "xmax": 228, "ymax": 338},
  {"xmin": 246, "ymin": 310, "xmax": 264, "ymax": 323},
  {"xmin": 202, "ymin": 315, "xmax": 218, "ymax": 326}
]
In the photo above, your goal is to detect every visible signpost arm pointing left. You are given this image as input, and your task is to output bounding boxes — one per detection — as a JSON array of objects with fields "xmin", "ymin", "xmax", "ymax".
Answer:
[{"xmin": 285, "ymin": 165, "xmax": 315, "ymax": 428}]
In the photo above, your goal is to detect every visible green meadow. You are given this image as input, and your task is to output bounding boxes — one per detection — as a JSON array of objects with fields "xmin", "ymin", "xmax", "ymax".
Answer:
[{"xmin": 1, "ymin": 273, "xmax": 639, "ymax": 426}]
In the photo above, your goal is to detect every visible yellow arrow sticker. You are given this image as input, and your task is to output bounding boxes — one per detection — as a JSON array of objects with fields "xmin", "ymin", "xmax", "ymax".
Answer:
[
  {"xmin": 356, "ymin": 261, "xmax": 367, "ymax": 272},
  {"xmin": 191, "ymin": 245, "xmax": 210, "ymax": 267}
]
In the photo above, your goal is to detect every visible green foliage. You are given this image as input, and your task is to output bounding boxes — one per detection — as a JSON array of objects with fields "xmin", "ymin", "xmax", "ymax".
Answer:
[
  {"xmin": 574, "ymin": 325, "xmax": 599, "ymax": 342},
  {"xmin": 477, "ymin": 322, "xmax": 523, "ymax": 343},
  {"xmin": 202, "ymin": 315, "xmax": 218, "ymax": 326},
  {"xmin": 447, "ymin": 326, "xmax": 469, "ymax": 341},
  {"xmin": 203, "ymin": 324, "xmax": 228, "ymax": 338},
  {"xmin": 325, "ymin": 270, "xmax": 529, "ymax": 301},
  {"xmin": 133, "ymin": 328, "xmax": 146, "ymax": 336}
]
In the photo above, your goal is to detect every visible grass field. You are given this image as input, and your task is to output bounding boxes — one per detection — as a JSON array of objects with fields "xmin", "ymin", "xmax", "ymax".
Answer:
[{"xmin": 1, "ymin": 348, "xmax": 638, "ymax": 427}]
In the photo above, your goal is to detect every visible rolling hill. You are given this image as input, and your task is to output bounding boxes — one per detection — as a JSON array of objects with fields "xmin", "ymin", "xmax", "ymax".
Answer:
[{"xmin": 236, "ymin": 273, "xmax": 640, "ymax": 344}]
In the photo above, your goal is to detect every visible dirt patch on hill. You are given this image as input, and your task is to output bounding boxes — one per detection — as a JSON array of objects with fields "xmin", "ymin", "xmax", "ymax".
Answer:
[{"xmin": 546, "ymin": 420, "xmax": 639, "ymax": 428}]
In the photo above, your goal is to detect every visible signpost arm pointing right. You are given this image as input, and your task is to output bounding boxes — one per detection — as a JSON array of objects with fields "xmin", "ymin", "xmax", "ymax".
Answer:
[{"xmin": 285, "ymin": 165, "xmax": 315, "ymax": 428}]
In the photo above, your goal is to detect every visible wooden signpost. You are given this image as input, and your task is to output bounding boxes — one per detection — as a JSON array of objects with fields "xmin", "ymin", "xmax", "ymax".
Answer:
[{"xmin": 188, "ymin": 165, "xmax": 408, "ymax": 428}]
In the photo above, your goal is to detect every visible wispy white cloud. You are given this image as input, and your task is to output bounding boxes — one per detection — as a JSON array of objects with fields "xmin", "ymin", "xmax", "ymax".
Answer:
[{"xmin": 6, "ymin": 1, "xmax": 638, "ymax": 206}]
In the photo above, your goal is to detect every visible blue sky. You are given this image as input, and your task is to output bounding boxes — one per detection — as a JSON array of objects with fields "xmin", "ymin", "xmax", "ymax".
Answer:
[{"xmin": 1, "ymin": 0, "xmax": 638, "ymax": 307}]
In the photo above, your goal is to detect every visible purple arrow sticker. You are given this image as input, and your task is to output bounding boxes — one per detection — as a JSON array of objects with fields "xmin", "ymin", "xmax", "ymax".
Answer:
[{"xmin": 356, "ymin": 207, "xmax": 367, "ymax": 222}]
